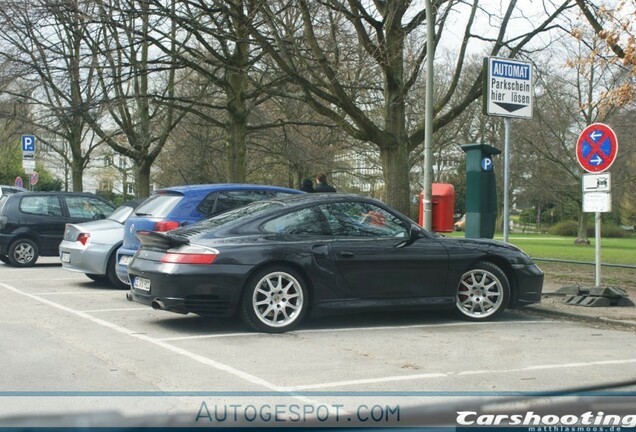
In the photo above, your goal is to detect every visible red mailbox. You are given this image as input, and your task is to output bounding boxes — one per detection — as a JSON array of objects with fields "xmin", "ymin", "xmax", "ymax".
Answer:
[{"xmin": 419, "ymin": 183, "xmax": 455, "ymax": 232}]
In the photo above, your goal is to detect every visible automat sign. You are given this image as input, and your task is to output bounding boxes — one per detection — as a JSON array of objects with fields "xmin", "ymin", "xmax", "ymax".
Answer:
[{"xmin": 484, "ymin": 57, "xmax": 533, "ymax": 119}]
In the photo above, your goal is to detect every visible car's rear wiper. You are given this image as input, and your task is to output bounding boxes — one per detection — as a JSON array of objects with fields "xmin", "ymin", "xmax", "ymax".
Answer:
[{"xmin": 134, "ymin": 212, "xmax": 152, "ymax": 216}]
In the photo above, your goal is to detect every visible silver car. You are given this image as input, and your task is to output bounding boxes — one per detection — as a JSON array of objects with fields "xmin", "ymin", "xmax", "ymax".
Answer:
[{"xmin": 59, "ymin": 199, "xmax": 144, "ymax": 289}]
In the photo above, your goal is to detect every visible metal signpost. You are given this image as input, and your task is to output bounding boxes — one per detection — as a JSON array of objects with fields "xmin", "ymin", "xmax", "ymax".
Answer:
[
  {"xmin": 576, "ymin": 123, "xmax": 618, "ymax": 287},
  {"xmin": 484, "ymin": 57, "xmax": 533, "ymax": 243}
]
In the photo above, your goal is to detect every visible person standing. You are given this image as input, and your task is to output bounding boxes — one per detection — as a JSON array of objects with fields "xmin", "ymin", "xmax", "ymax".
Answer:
[
  {"xmin": 314, "ymin": 173, "xmax": 336, "ymax": 193},
  {"xmin": 300, "ymin": 178, "xmax": 315, "ymax": 193}
]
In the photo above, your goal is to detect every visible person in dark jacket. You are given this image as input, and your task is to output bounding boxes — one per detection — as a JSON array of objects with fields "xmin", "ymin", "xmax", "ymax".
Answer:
[
  {"xmin": 300, "ymin": 178, "xmax": 315, "ymax": 193},
  {"xmin": 314, "ymin": 173, "xmax": 336, "ymax": 193}
]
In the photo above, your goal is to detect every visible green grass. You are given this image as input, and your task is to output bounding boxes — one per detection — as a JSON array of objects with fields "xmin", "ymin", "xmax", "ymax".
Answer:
[{"xmin": 445, "ymin": 232, "xmax": 636, "ymax": 265}]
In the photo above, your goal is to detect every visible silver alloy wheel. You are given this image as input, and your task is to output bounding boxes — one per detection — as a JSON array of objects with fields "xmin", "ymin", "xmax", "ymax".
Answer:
[
  {"xmin": 13, "ymin": 241, "xmax": 35, "ymax": 265},
  {"xmin": 456, "ymin": 268, "xmax": 504, "ymax": 318},
  {"xmin": 252, "ymin": 271, "xmax": 304, "ymax": 328}
]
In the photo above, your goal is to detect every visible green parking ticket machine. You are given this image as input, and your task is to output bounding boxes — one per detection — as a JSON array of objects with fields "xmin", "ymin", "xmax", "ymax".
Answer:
[{"xmin": 461, "ymin": 144, "xmax": 501, "ymax": 239}]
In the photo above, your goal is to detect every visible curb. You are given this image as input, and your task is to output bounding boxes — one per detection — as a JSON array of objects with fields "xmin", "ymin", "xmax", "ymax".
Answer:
[{"xmin": 520, "ymin": 305, "xmax": 636, "ymax": 330}]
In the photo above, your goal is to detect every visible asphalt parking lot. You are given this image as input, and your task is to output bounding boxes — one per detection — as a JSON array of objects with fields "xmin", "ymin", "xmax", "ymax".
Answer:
[{"xmin": 2, "ymin": 258, "xmax": 636, "ymax": 426}]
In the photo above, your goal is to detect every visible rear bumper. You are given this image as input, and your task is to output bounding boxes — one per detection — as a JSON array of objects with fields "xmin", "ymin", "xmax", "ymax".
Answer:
[
  {"xmin": 128, "ymin": 258, "xmax": 249, "ymax": 317},
  {"xmin": 59, "ymin": 241, "xmax": 112, "ymax": 275}
]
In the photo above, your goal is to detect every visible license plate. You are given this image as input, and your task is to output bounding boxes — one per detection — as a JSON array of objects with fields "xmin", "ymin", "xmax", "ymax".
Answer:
[
  {"xmin": 61, "ymin": 252, "xmax": 71, "ymax": 263},
  {"xmin": 119, "ymin": 255, "xmax": 133, "ymax": 266},
  {"xmin": 133, "ymin": 277, "xmax": 151, "ymax": 292}
]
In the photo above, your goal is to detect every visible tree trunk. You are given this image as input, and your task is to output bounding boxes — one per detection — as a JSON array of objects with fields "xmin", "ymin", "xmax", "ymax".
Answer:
[
  {"xmin": 225, "ymin": 6, "xmax": 249, "ymax": 183},
  {"xmin": 575, "ymin": 209, "xmax": 590, "ymax": 245},
  {"xmin": 380, "ymin": 144, "xmax": 411, "ymax": 215},
  {"xmin": 135, "ymin": 162, "xmax": 152, "ymax": 198},
  {"xmin": 70, "ymin": 158, "xmax": 83, "ymax": 192},
  {"xmin": 226, "ymin": 114, "xmax": 247, "ymax": 183}
]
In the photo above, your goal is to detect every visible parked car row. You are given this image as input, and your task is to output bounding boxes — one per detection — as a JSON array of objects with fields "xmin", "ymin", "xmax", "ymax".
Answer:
[{"xmin": 1, "ymin": 184, "xmax": 545, "ymax": 334}]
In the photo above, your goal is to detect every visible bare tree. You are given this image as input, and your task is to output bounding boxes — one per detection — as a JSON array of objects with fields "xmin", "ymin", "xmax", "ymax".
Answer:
[
  {"xmin": 0, "ymin": 0, "xmax": 104, "ymax": 191},
  {"xmin": 81, "ymin": 0, "xmax": 183, "ymax": 197},
  {"xmin": 237, "ymin": 0, "xmax": 574, "ymax": 213}
]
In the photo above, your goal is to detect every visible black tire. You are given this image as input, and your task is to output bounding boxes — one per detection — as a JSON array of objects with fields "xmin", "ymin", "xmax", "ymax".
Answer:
[
  {"xmin": 455, "ymin": 261, "xmax": 510, "ymax": 321},
  {"xmin": 106, "ymin": 252, "xmax": 129, "ymax": 289},
  {"xmin": 85, "ymin": 273, "xmax": 107, "ymax": 282},
  {"xmin": 0, "ymin": 255, "xmax": 9, "ymax": 264},
  {"xmin": 240, "ymin": 266, "xmax": 308, "ymax": 333},
  {"xmin": 7, "ymin": 238, "xmax": 39, "ymax": 267}
]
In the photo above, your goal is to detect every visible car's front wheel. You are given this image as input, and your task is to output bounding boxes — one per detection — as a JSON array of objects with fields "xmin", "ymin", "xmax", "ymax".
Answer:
[
  {"xmin": 240, "ymin": 267, "xmax": 308, "ymax": 333},
  {"xmin": 7, "ymin": 238, "xmax": 39, "ymax": 267},
  {"xmin": 455, "ymin": 261, "xmax": 509, "ymax": 320}
]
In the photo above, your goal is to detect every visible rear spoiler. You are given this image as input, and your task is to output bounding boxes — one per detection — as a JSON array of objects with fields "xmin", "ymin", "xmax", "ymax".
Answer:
[{"xmin": 136, "ymin": 230, "xmax": 189, "ymax": 249}]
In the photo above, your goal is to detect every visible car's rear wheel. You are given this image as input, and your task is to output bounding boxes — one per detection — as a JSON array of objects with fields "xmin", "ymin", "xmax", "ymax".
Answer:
[
  {"xmin": 240, "ymin": 266, "xmax": 308, "ymax": 333},
  {"xmin": 455, "ymin": 261, "xmax": 509, "ymax": 320},
  {"xmin": 7, "ymin": 238, "xmax": 39, "ymax": 267},
  {"xmin": 106, "ymin": 252, "xmax": 129, "ymax": 289}
]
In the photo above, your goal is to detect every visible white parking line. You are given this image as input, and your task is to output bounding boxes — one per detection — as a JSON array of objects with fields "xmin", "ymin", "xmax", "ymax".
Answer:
[
  {"xmin": 82, "ymin": 307, "xmax": 150, "ymax": 313},
  {"xmin": 31, "ymin": 291, "xmax": 121, "ymax": 295},
  {"xmin": 158, "ymin": 320, "xmax": 545, "ymax": 341},
  {"xmin": 286, "ymin": 358, "xmax": 636, "ymax": 391},
  {"xmin": 2, "ymin": 278, "xmax": 84, "ymax": 282}
]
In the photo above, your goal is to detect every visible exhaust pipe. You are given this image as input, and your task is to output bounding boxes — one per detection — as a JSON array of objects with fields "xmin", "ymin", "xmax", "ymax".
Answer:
[
  {"xmin": 125, "ymin": 291, "xmax": 133, "ymax": 301},
  {"xmin": 152, "ymin": 299, "xmax": 166, "ymax": 310}
]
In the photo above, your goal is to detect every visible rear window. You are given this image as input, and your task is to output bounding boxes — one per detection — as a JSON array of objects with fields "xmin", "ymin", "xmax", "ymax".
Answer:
[
  {"xmin": 183, "ymin": 201, "xmax": 285, "ymax": 233},
  {"xmin": 197, "ymin": 190, "xmax": 296, "ymax": 217},
  {"xmin": 108, "ymin": 205, "xmax": 135, "ymax": 224},
  {"xmin": 134, "ymin": 194, "xmax": 182, "ymax": 218}
]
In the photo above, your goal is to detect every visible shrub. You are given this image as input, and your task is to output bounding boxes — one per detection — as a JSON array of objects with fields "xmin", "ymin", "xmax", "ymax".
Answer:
[
  {"xmin": 548, "ymin": 220, "xmax": 629, "ymax": 238},
  {"xmin": 589, "ymin": 223, "xmax": 629, "ymax": 238},
  {"xmin": 548, "ymin": 221, "xmax": 578, "ymax": 236}
]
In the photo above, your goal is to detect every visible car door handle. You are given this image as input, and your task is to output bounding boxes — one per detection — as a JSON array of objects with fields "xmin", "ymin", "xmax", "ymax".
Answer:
[{"xmin": 337, "ymin": 251, "xmax": 354, "ymax": 258}]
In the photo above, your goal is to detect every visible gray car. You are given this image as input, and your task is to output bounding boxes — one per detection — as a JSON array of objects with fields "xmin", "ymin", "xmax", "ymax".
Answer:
[{"xmin": 59, "ymin": 199, "xmax": 144, "ymax": 289}]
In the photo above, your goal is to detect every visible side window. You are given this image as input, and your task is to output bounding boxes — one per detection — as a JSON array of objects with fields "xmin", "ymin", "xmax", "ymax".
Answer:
[
  {"xmin": 262, "ymin": 207, "xmax": 330, "ymax": 236},
  {"xmin": 213, "ymin": 190, "xmax": 270, "ymax": 215},
  {"xmin": 65, "ymin": 197, "xmax": 114, "ymax": 219},
  {"xmin": 320, "ymin": 202, "xmax": 408, "ymax": 238},
  {"xmin": 19, "ymin": 196, "xmax": 63, "ymax": 217},
  {"xmin": 197, "ymin": 192, "xmax": 218, "ymax": 217}
]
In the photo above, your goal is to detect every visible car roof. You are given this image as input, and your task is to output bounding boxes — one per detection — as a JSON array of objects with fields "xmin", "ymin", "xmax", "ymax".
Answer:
[{"xmin": 155, "ymin": 184, "xmax": 301, "ymax": 194}]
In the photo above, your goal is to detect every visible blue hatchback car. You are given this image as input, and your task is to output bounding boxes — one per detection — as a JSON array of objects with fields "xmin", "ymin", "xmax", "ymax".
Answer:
[{"xmin": 116, "ymin": 184, "xmax": 303, "ymax": 285}]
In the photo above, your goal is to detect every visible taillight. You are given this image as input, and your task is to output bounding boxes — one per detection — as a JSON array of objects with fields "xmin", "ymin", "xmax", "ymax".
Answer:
[
  {"xmin": 154, "ymin": 220, "xmax": 180, "ymax": 232},
  {"xmin": 160, "ymin": 246, "xmax": 218, "ymax": 264},
  {"xmin": 77, "ymin": 233, "xmax": 90, "ymax": 246}
]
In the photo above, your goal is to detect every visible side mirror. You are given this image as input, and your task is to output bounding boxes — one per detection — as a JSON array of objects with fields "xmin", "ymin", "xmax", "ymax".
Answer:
[{"xmin": 396, "ymin": 224, "xmax": 422, "ymax": 248}]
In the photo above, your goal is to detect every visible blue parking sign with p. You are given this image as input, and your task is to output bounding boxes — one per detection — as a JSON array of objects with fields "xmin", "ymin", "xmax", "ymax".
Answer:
[
  {"xmin": 481, "ymin": 157, "xmax": 493, "ymax": 172},
  {"xmin": 21, "ymin": 135, "xmax": 36, "ymax": 153}
]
